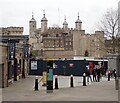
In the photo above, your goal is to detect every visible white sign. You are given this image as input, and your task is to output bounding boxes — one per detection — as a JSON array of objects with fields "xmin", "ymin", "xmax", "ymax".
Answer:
[{"xmin": 31, "ymin": 61, "xmax": 37, "ymax": 70}]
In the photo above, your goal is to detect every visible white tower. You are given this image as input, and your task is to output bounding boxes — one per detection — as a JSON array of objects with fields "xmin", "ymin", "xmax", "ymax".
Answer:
[{"xmin": 41, "ymin": 10, "xmax": 48, "ymax": 33}]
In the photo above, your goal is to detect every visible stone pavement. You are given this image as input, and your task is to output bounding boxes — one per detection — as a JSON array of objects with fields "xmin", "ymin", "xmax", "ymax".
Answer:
[{"xmin": 2, "ymin": 75, "xmax": 119, "ymax": 101}]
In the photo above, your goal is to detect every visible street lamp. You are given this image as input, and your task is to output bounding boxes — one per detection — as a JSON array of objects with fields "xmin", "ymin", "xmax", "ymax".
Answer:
[
  {"xmin": 40, "ymin": 49, "xmax": 44, "ymax": 59},
  {"xmin": 22, "ymin": 41, "xmax": 30, "ymax": 78},
  {"xmin": 53, "ymin": 63, "xmax": 58, "ymax": 75},
  {"xmin": 53, "ymin": 39, "xmax": 55, "ymax": 57},
  {"xmin": 63, "ymin": 65, "xmax": 66, "ymax": 76},
  {"xmin": 63, "ymin": 58, "xmax": 67, "ymax": 76}
]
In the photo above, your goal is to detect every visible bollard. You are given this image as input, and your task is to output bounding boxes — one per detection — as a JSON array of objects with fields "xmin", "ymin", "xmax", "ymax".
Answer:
[
  {"xmin": 115, "ymin": 78, "xmax": 119, "ymax": 90},
  {"xmin": 55, "ymin": 75, "xmax": 59, "ymax": 89},
  {"xmin": 108, "ymin": 71, "xmax": 110, "ymax": 81},
  {"xmin": 70, "ymin": 74, "xmax": 74, "ymax": 87},
  {"xmin": 35, "ymin": 76, "xmax": 38, "ymax": 91},
  {"xmin": 83, "ymin": 73, "xmax": 86, "ymax": 86},
  {"xmin": 22, "ymin": 69, "xmax": 25, "ymax": 79},
  {"xmin": 114, "ymin": 71, "xmax": 117, "ymax": 80}
]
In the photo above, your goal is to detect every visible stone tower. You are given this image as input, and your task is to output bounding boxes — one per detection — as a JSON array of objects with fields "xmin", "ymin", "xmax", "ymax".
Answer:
[
  {"xmin": 75, "ymin": 13, "xmax": 82, "ymax": 30},
  {"xmin": 72, "ymin": 14, "xmax": 83, "ymax": 56},
  {"xmin": 63, "ymin": 16, "xmax": 68, "ymax": 33},
  {"xmin": 41, "ymin": 10, "xmax": 48, "ymax": 33},
  {"xmin": 29, "ymin": 12, "xmax": 36, "ymax": 36}
]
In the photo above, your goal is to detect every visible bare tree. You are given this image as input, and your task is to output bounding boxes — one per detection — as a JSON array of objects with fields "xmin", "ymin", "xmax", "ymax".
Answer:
[
  {"xmin": 97, "ymin": 8, "xmax": 120, "ymax": 54},
  {"xmin": 99, "ymin": 8, "xmax": 118, "ymax": 38}
]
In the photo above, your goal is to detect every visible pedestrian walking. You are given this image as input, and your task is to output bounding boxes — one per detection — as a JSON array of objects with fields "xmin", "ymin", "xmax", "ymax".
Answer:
[
  {"xmin": 86, "ymin": 66, "xmax": 92, "ymax": 83},
  {"xmin": 92, "ymin": 67, "xmax": 97, "ymax": 82},
  {"xmin": 110, "ymin": 69, "xmax": 113, "ymax": 77},
  {"xmin": 97, "ymin": 68, "xmax": 100, "ymax": 82}
]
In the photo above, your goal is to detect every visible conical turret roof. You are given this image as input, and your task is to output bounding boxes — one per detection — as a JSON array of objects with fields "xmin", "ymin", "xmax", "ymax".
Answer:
[
  {"xmin": 75, "ymin": 13, "xmax": 82, "ymax": 23},
  {"xmin": 63, "ymin": 17, "xmax": 68, "ymax": 25},
  {"xmin": 30, "ymin": 12, "xmax": 36, "ymax": 22},
  {"xmin": 41, "ymin": 10, "xmax": 47, "ymax": 22}
]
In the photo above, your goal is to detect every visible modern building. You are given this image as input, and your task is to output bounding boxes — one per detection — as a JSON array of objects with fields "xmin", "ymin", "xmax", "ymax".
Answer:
[{"xmin": 29, "ymin": 12, "xmax": 106, "ymax": 59}]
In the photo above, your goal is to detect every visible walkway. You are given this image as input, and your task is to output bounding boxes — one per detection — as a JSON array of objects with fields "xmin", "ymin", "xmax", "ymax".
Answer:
[{"xmin": 2, "ymin": 76, "xmax": 119, "ymax": 101}]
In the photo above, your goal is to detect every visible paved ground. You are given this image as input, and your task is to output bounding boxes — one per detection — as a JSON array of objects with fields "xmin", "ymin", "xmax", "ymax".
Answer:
[{"xmin": 2, "ymin": 75, "xmax": 119, "ymax": 101}]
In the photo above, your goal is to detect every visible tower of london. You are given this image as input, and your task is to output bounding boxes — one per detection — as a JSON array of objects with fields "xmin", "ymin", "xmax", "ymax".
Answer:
[{"xmin": 29, "ymin": 12, "xmax": 106, "ymax": 59}]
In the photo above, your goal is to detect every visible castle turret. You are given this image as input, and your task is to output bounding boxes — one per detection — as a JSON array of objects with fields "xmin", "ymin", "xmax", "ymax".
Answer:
[
  {"xmin": 63, "ymin": 16, "xmax": 68, "ymax": 32},
  {"xmin": 41, "ymin": 10, "xmax": 48, "ymax": 33},
  {"xmin": 75, "ymin": 13, "xmax": 82, "ymax": 30},
  {"xmin": 29, "ymin": 12, "xmax": 36, "ymax": 36}
]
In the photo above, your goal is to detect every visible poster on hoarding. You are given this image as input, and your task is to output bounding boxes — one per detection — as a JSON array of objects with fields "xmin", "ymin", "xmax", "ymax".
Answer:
[
  {"xmin": 49, "ymin": 69, "xmax": 53, "ymax": 81},
  {"xmin": 31, "ymin": 61, "xmax": 37, "ymax": 70},
  {"xmin": 69, "ymin": 63, "xmax": 74, "ymax": 67}
]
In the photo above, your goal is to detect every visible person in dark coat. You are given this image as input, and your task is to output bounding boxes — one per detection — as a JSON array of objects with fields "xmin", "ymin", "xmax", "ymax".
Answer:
[
  {"xmin": 92, "ymin": 68, "xmax": 97, "ymax": 82},
  {"xmin": 97, "ymin": 68, "xmax": 101, "ymax": 82},
  {"xmin": 86, "ymin": 66, "xmax": 92, "ymax": 82}
]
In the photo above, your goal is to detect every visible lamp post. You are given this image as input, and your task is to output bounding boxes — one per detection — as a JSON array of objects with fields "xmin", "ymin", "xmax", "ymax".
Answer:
[
  {"xmin": 22, "ymin": 41, "xmax": 29, "ymax": 78},
  {"xmin": 114, "ymin": 37, "xmax": 120, "ymax": 90},
  {"xmin": 63, "ymin": 58, "xmax": 67, "ymax": 76},
  {"xmin": 53, "ymin": 63, "xmax": 58, "ymax": 75},
  {"xmin": 40, "ymin": 49, "xmax": 44, "ymax": 59},
  {"xmin": 53, "ymin": 36, "xmax": 56, "ymax": 58},
  {"xmin": 54, "ymin": 39, "xmax": 55, "ymax": 57},
  {"xmin": 63, "ymin": 65, "xmax": 66, "ymax": 76}
]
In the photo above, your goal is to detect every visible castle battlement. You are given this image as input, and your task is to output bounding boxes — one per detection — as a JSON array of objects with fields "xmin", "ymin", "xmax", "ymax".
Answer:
[
  {"xmin": 95, "ymin": 31, "xmax": 104, "ymax": 35},
  {"xmin": 7, "ymin": 27, "xmax": 23, "ymax": 32},
  {"xmin": 1, "ymin": 26, "xmax": 24, "ymax": 35},
  {"xmin": 68, "ymin": 28, "xmax": 76, "ymax": 31},
  {"xmin": 48, "ymin": 27, "xmax": 63, "ymax": 30},
  {"xmin": 47, "ymin": 27, "xmax": 79, "ymax": 31}
]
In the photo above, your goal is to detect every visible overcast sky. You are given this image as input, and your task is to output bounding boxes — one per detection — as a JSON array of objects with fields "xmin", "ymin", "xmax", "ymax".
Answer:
[{"xmin": 0, "ymin": 0, "xmax": 119, "ymax": 35}]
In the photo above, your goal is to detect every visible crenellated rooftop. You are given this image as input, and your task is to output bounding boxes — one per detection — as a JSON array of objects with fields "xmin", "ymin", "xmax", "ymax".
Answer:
[{"xmin": 2, "ymin": 27, "xmax": 23, "ymax": 32}]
